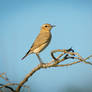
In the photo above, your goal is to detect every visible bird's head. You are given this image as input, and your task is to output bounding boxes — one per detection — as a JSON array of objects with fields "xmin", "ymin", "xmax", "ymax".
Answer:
[{"xmin": 41, "ymin": 24, "xmax": 56, "ymax": 31}]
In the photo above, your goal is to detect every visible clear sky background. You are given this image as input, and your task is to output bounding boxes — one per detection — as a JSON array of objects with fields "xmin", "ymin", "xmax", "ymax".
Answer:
[{"xmin": 0, "ymin": 0, "xmax": 92, "ymax": 92}]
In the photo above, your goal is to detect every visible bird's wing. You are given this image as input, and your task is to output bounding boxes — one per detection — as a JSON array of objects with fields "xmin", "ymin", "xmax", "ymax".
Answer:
[{"xmin": 30, "ymin": 31, "xmax": 51, "ymax": 51}]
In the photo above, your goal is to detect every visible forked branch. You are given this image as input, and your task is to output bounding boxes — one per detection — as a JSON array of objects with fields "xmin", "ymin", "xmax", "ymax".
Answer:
[
  {"xmin": 15, "ymin": 48, "xmax": 92, "ymax": 92},
  {"xmin": 0, "ymin": 48, "xmax": 92, "ymax": 92}
]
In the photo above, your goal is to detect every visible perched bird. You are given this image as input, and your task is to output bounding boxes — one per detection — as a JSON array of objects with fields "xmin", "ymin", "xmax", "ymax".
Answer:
[{"xmin": 21, "ymin": 23, "xmax": 55, "ymax": 63}]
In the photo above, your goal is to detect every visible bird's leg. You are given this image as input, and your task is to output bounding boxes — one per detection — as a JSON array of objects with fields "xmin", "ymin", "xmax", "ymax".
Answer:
[{"xmin": 36, "ymin": 53, "xmax": 44, "ymax": 64}]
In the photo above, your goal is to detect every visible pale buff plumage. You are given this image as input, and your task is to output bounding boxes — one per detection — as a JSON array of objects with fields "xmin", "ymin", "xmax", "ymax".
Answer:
[{"xmin": 21, "ymin": 24, "xmax": 55, "ymax": 61}]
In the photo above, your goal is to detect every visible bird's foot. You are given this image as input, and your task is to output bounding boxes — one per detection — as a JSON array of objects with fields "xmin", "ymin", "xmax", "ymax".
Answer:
[{"xmin": 40, "ymin": 62, "xmax": 45, "ymax": 65}]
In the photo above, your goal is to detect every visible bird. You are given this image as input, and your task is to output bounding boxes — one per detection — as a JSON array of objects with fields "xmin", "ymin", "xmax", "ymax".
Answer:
[{"xmin": 21, "ymin": 23, "xmax": 56, "ymax": 63}]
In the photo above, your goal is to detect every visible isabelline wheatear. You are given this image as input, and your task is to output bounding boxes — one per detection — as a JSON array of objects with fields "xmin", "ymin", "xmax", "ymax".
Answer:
[{"xmin": 21, "ymin": 23, "xmax": 55, "ymax": 63}]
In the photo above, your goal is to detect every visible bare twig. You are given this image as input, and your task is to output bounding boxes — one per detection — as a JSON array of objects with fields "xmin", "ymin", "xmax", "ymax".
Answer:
[
  {"xmin": 16, "ymin": 64, "xmax": 42, "ymax": 92},
  {"xmin": 0, "ymin": 72, "xmax": 9, "ymax": 81},
  {"xmin": 15, "ymin": 49, "xmax": 92, "ymax": 92},
  {"xmin": 0, "ymin": 83, "xmax": 30, "ymax": 92},
  {"xmin": 0, "ymin": 83, "xmax": 29, "ymax": 89},
  {"xmin": 0, "ymin": 49, "xmax": 92, "ymax": 92},
  {"xmin": 0, "ymin": 83, "xmax": 15, "ymax": 92}
]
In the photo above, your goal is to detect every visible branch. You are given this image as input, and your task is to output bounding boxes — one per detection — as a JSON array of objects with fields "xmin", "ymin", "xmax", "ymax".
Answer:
[
  {"xmin": 16, "ymin": 64, "xmax": 42, "ymax": 92},
  {"xmin": 15, "ymin": 48, "xmax": 92, "ymax": 92},
  {"xmin": 0, "ymin": 72, "xmax": 9, "ymax": 81},
  {"xmin": 0, "ymin": 83, "xmax": 30, "ymax": 92},
  {"xmin": 0, "ymin": 83, "xmax": 15, "ymax": 92}
]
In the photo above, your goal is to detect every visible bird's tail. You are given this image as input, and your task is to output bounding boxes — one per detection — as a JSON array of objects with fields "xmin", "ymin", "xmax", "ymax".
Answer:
[{"xmin": 21, "ymin": 50, "xmax": 31, "ymax": 60}]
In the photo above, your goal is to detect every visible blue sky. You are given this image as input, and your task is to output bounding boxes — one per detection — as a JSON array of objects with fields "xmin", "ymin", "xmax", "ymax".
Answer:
[{"xmin": 0, "ymin": 0, "xmax": 92, "ymax": 92}]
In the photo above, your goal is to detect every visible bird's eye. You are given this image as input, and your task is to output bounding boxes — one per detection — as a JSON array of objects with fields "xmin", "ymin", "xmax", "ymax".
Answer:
[{"xmin": 45, "ymin": 25, "xmax": 48, "ymax": 27}]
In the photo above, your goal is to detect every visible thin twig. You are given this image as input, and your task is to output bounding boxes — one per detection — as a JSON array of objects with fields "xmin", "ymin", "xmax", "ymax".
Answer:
[
  {"xmin": 0, "ymin": 72, "xmax": 9, "ymax": 81},
  {"xmin": 15, "ymin": 49, "xmax": 92, "ymax": 92},
  {"xmin": 0, "ymin": 84, "xmax": 15, "ymax": 92},
  {"xmin": 1, "ymin": 49, "xmax": 91, "ymax": 92}
]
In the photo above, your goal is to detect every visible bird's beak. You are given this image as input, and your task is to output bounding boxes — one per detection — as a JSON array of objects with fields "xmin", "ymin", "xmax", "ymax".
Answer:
[{"xmin": 51, "ymin": 25, "xmax": 56, "ymax": 27}]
